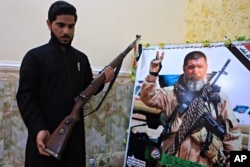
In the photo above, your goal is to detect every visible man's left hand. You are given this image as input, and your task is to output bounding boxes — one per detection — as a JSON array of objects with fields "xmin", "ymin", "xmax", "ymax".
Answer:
[{"xmin": 104, "ymin": 66, "xmax": 115, "ymax": 83}]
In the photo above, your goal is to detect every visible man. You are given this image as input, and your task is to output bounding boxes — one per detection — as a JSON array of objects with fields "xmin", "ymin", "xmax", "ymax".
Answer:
[
  {"xmin": 140, "ymin": 51, "xmax": 242, "ymax": 167},
  {"xmin": 16, "ymin": 1, "xmax": 114, "ymax": 167}
]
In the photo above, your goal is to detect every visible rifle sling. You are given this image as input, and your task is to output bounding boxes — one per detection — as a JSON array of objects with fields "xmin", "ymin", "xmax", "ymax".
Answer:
[{"xmin": 84, "ymin": 62, "xmax": 122, "ymax": 117}]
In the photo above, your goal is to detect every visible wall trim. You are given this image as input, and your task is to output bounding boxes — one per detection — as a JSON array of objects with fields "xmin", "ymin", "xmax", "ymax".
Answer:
[
  {"xmin": 0, "ymin": 61, "xmax": 131, "ymax": 76},
  {"xmin": 0, "ymin": 61, "xmax": 20, "ymax": 70}
]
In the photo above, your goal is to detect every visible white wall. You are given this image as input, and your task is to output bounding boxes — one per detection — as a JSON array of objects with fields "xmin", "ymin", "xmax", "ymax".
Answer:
[{"xmin": 0, "ymin": 0, "xmax": 185, "ymax": 71}]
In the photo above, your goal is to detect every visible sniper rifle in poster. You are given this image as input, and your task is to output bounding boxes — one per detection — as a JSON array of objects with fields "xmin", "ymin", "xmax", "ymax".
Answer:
[
  {"xmin": 44, "ymin": 35, "xmax": 141, "ymax": 160},
  {"xmin": 129, "ymin": 58, "xmax": 231, "ymax": 166}
]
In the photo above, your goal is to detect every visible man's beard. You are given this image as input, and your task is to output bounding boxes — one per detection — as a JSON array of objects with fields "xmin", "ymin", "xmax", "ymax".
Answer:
[
  {"xmin": 51, "ymin": 32, "xmax": 73, "ymax": 47},
  {"xmin": 183, "ymin": 75, "xmax": 208, "ymax": 91}
]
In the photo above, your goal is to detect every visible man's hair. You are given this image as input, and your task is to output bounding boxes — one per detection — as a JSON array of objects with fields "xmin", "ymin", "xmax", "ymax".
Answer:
[
  {"xmin": 48, "ymin": 1, "xmax": 77, "ymax": 22},
  {"xmin": 183, "ymin": 51, "xmax": 207, "ymax": 66}
]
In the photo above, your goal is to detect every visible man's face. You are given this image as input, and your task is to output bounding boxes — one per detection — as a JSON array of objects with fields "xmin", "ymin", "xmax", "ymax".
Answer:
[
  {"xmin": 47, "ymin": 15, "xmax": 75, "ymax": 45},
  {"xmin": 183, "ymin": 57, "xmax": 207, "ymax": 81},
  {"xmin": 183, "ymin": 57, "xmax": 208, "ymax": 91}
]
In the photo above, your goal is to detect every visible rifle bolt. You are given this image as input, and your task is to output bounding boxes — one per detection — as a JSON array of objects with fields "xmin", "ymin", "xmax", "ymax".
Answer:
[{"xmin": 65, "ymin": 118, "xmax": 74, "ymax": 125}]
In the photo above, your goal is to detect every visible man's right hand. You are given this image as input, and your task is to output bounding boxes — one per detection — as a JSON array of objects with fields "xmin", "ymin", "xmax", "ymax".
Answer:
[
  {"xmin": 36, "ymin": 130, "xmax": 51, "ymax": 156},
  {"xmin": 150, "ymin": 51, "xmax": 164, "ymax": 76}
]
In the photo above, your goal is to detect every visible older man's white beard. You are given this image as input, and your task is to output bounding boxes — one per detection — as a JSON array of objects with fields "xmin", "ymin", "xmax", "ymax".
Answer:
[{"xmin": 183, "ymin": 75, "xmax": 208, "ymax": 91}]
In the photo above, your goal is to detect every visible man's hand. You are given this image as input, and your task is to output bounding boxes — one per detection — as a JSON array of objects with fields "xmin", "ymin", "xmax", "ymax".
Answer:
[
  {"xmin": 103, "ymin": 66, "xmax": 115, "ymax": 83},
  {"xmin": 36, "ymin": 130, "xmax": 51, "ymax": 156},
  {"xmin": 150, "ymin": 51, "xmax": 164, "ymax": 76}
]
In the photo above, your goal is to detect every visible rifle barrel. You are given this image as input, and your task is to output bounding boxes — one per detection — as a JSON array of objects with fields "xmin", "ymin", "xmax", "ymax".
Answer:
[{"xmin": 211, "ymin": 59, "xmax": 231, "ymax": 86}]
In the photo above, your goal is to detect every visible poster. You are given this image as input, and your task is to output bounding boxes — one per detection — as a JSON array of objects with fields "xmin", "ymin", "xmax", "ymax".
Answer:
[{"xmin": 124, "ymin": 42, "xmax": 250, "ymax": 167}]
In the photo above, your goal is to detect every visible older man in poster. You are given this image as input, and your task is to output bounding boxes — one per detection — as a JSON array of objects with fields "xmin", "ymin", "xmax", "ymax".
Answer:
[{"xmin": 140, "ymin": 51, "xmax": 242, "ymax": 167}]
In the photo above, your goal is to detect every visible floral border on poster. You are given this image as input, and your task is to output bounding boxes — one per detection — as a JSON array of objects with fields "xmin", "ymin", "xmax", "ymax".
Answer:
[{"xmin": 129, "ymin": 36, "xmax": 250, "ymax": 81}]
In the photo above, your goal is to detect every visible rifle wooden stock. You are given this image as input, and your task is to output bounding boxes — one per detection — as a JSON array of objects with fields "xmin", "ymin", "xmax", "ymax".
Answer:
[{"xmin": 44, "ymin": 35, "xmax": 141, "ymax": 160}]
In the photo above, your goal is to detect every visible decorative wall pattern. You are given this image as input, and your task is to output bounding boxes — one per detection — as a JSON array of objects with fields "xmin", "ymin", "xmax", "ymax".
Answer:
[
  {"xmin": 0, "ymin": 70, "xmax": 26, "ymax": 167},
  {"xmin": 84, "ymin": 75, "xmax": 133, "ymax": 160},
  {"xmin": 0, "ymin": 69, "xmax": 133, "ymax": 167},
  {"xmin": 185, "ymin": 0, "xmax": 250, "ymax": 42}
]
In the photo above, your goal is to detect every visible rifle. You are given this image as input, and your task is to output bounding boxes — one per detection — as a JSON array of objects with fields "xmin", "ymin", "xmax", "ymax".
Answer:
[
  {"xmin": 210, "ymin": 58, "xmax": 231, "ymax": 86},
  {"xmin": 44, "ymin": 35, "xmax": 142, "ymax": 160},
  {"xmin": 198, "ymin": 59, "xmax": 231, "ymax": 157}
]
